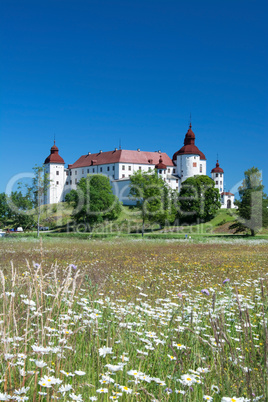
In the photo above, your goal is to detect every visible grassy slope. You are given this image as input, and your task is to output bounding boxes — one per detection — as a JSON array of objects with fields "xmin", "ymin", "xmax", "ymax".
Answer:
[{"xmin": 8, "ymin": 203, "xmax": 267, "ymax": 237}]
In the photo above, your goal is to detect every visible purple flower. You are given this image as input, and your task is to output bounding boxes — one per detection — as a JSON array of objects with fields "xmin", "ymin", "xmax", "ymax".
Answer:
[
  {"xmin": 34, "ymin": 263, "xmax": 40, "ymax": 269},
  {"xmin": 223, "ymin": 278, "xmax": 230, "ymax": 284},
  {"xmin": 70, "ymin": 264, "xmax": 77, "ymax": 270},
  {"xmin": 165, "ymin": 388, "xmax": 172, "ymax": 394},
  {"xmin": 201, "ymin": 289, "xmax": 210, "ymax": 296}
]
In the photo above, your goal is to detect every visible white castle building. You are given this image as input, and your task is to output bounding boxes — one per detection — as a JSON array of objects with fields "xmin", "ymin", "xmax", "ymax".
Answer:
[{"xmin": 43, "ymin": 124, "xmax": 235, "ymax": 208}]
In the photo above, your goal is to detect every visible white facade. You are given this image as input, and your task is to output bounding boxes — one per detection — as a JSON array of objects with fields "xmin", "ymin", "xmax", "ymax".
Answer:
[
  {"xmin": 44, "ymin": 163, "xmax": 66, "ymax": 204},
  {"xmin": 175, "ymin": 154, "xmax": 207, "ymax": 182},
  {"xmin": 220, "ymin": 192, "xmax": 236, "ymax": 209},
  {"xmin": 211, "ymin": 172, "xmax": 224, "ymax": 193}
]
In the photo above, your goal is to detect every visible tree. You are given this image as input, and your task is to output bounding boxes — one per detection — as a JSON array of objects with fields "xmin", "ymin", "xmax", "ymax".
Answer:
[
  {"xmin": 0, "ymin": 193, "xmax": 10, "ymax": 227},
  {"xmin": 178, "ymin": 175, "xmax": 221, "ymax": 224},
  {"xmin": 230, "ymin": 167, "xmax": 267, "ymax": 236},
  {"xmin": 129, "ymin": 170, "xmax": 176, "ymax": 235},
  {"xmin": 8, "ymin": 190, "xmax": 35, "ymax": 229},
  {"xmin": 67, "ymin": 175, "xmax": 121, "ymax": 229},
  {"xmin": 29, "ymin": 166, "xmax": 50, "ymax": 236}
]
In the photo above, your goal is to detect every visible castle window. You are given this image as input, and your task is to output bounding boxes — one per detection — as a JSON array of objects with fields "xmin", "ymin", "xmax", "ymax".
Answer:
[
  {"xmin": 100, "ymin": 167, "xmax": 102, "ymax": 172},
  {"xmin": 66, "ymin": 181, "xmax": 69, "ymax": 185},
  {"xmin": 75, "ymin": 179, "xmax": 77, "ymax": 184},
  {"xmin": 66, "ymin": 171, "xmax": 68, "ymax": 175},
  {"xmin": 75, "ymin": 171, "xmax": 77, "ymax": 175},
  {"xmin": 93, "ymin": 168, "xmax": 95, "ymax": 173},
  {"xmin": 216, "ymin": 181, "xmax": 218, "ymax": 185},
  {"xmin": 220, "ymin": 181, "xmax": 222, "ymax": 185},
  {"xmin": 139, "ymin": 166, "xmax": 141, "ymax": 170},
  {"xmin": 70, "ymin": 171, "xmax": 72, "ymax": 176},
  {"xmin": 193, "ymin": 162, "xmax": 197, "ymax": 167},
  {"xmin": 216, "ymin": 173, "xmax": 218, "ymax": 177},
  {"xmin": 56, "ymin": 181, "xmax": 59, "ymax": 185},
  {"xmin": 107, "ymin": 166, "xmax": 110, "ymax": 171},
  {"xmin": 200, "ymin": 164, "xmax": 202, "ymax": 173},
  {"xmin": 87, "ymin": 169, "xmax": 89, "ymax": 173},
  {"xmin": 122, "ymin": 174, "xmax": 125, "ymax": 178},
  {"xmin": 70, "ymin": 180, "xmax": 72, "ymax": 184},
  {"xmin": 176, "ymin": 179, "xmax": 178, "ymax": 183},
  {"xmin": 128, "ymin": 166, "xmax": 131, "ymax": 171},
  {"xmin": 122, "ymin": 165, "xmax": 125, "ymax": 170},
  {"xmin": 173, "ymin": 168, "xmax": 176, "ymax": 173},
  {"xmin": 113, "ymin": 166, "xmax": 115, "ymax": 170},
  {"xmin": 168, "ymin": 168, "xmax": 170, "ymax": 173},
  {"xmin": 82, "ymin": 169, "xmax": 84, "ymax": 174},
  {"xmin": 220, "ymin": 174, "xmax": 222, "ymax": 177},
  {"xmin": 56, "ymin": 171, "xmax": 59, "ymax": 175},
  {"xmin": 159, "ymin": 170, "xmax": 162, "ymax": 174}
]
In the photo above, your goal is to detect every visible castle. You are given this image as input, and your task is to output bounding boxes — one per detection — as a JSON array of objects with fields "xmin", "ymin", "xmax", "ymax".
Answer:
[{"xmin": 43, "ymin": 124, "xmax": 235, "ymax": 209}]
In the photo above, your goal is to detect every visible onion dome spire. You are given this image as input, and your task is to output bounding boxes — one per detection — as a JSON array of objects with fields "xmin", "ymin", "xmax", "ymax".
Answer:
[
  {"xmin": 211, "ymin": 160, "xmax": 224, "ymax": 173},
  {"xmin": 44, "ymin": 141, "xmax": 65, "ymax": 164},
  {"xmin": 155, "ymin": 155, "xmax": 167, "ymax": 170},
  {"xmin": 172, "ymin": 123, "xmax": 206, "ymax": 161}
]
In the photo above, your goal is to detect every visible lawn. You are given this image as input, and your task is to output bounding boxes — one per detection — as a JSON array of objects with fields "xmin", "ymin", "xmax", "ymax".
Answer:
[{"xmin": 0, "ymin": 237, "xmax": 267, "ymax": 401}]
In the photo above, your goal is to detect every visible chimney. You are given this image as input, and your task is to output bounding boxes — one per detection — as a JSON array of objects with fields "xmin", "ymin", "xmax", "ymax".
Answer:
[
  {"xmin": 99, "ymin": 150, "xmax": 102, "ymax": 153},
  {"xmin": 158, "ymin": 150, "xmax": 161, "ymax": 153},
  {"xmin": 137, "ymin": 148, "xmax": 140, "ymax": 152},
  {"xmin": 115, "ymin": 148, "xmax": 118, "ymax": 151},
  {"xmin": 88, "ymin": 152, "xmax": 91, "ymax": 155}
]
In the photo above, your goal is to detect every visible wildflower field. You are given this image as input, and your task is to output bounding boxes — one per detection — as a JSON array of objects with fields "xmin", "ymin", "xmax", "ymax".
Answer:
[{"xmin": 0, "ymin": 237, "xmax": 267, "ymax": 401}]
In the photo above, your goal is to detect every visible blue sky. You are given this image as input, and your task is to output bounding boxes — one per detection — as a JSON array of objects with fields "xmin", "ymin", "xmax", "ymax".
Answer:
[{"xmin": 1, "ymin": 0, "xmax": 267, "ymax": 195}]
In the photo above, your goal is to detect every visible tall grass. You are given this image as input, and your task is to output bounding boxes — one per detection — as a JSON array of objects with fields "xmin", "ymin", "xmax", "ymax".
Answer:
[{"xmin": 0, "ymin": 238, "xmax": 267, "ymax": 401}]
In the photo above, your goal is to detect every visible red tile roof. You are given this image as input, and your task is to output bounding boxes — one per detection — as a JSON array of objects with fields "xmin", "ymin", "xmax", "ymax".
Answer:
[
  {"xmin": 155, "ymin": 156, "xmax": 167, "ymax": 170},
  {"xmin": 211, "ymin": 160, "xmax": 224, "ymax": 173},
  {"xmin": 221, "ymin": 192, "xmax": 234, "ymax": 196},
  {"xmin": 44, "ymin": 142, "xmax": 65, "ymax": 164},
  {"xmin": 69, "ymin": 150, "xmax": 174, "ymax": 169},
  {"xmin": 173, "ymin": 124, "xmax": 206, "ymax": 161}
]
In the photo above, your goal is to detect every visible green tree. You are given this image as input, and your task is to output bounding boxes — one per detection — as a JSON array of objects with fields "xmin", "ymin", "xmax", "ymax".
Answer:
[
  {"xmin": 0, "ymin": 193, "xmax": 10, "ymax": 227},
  {"xmin": 129, "ymin": 170, "xmax": 176, "ymax": 235},
  {"xmin": 68, "ymin": 175, "xmax": 121, "ymax": 229},
  {"xmin": 230, "ymin": 167, "xmax": 267, "ymax": 236},
  {"xmin": 178, "ymin": 175, "xmax": 221, "ymax": 224},
  {"xmin": 29, "ymin": 166, "xmax": 50, "ymax": 236},
  {"xmin": 7, "ymin": 166, "xmax": 50, "ymax": 235},
  {"xmin": 8, "ymin": 190, "xmax": 35, "ymax": 229}
]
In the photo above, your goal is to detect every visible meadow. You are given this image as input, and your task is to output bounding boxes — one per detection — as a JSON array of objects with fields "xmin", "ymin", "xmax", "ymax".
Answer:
[{"xmin": 0, "ymin": 237, "xmax": 267, "ymax": 401}]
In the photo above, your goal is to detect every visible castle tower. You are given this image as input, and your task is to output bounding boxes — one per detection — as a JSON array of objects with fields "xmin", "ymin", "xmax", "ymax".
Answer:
[
  {"xmin": 155, "ymin": 155, "xmax": 167, "ymax": 177},
  {"xmin": 211, "ymin": 160, "xmax": 224, "ymax": 193},
  {"xmin": 172, "ymin": 124, "xmax": 206, "ymax": 182},
  {"xmin": 44, "ymin": 142, "xmax": 66, "ymax": 204}
]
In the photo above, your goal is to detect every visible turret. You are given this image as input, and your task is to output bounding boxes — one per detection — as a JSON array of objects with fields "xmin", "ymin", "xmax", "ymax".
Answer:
[
  {"xmin": 44, "ymin": 142, "xmax": 66, "ymax": 204},
  {"xmin": 211, "ymin": 160, "xmax": 224, "ymax": 193},
  {"xmin": 172, "ymin": 124, "xmax": 206, "ymax": 181},
  {"xmin": 155, "ymin": 155, "xmax": 167, "ymax": 176}
]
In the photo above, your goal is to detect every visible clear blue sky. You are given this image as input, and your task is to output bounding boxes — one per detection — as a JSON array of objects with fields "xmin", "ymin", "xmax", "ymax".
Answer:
[{"xmin": 1, "ymin": 0, "xmax": 267, "ymax": 195}]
